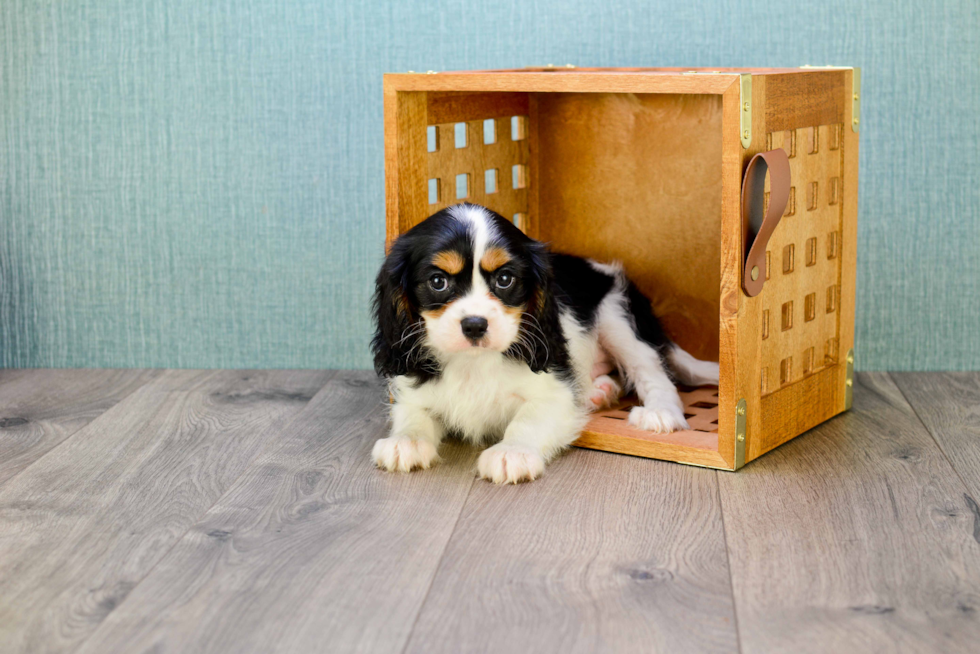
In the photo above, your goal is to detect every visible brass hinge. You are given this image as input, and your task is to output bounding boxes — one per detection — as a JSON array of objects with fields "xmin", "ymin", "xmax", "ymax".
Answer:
[
  {"xmin": 734, "ymin": 398, "xmax": 747, "ymax": 470},
  {"xmin": 845, "ymin": 349, "xmax": 855, "ymax": 410}
]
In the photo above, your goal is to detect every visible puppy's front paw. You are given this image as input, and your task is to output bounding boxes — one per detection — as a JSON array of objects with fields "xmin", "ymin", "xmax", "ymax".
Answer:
[
  {"xmin": 588, "ymin": 374, "xmax": 622, "ymax": 411},
  {"xmin": 628, "ymin": 404, "xmax": 689, "ymax": 433},
  {"xmin": 372, "ymin": 437, "xmax": 440, "ymax": 472},
  {"xmin": 477, "ymin": 443, "xmax": 545, "ymax": 484}
]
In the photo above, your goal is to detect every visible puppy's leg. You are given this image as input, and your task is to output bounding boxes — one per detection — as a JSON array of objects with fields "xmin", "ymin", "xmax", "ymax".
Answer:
[
  {"xmin": 588, "ymin": 373, "xmax": 623, "ymax": 410},
  {"xmin": 668, "ymin": 344, "xmax": 720, "ymax": 386},
  {"xmin": 597, "ymin": 291, "xmax": 689, "ymax": 433},
  {"xmin": 373, "ymin": 399, "xmax": 443, "ymax": 473},
  {"xmin": 477, "ymin": 378, "xmax": 585, "ymax": 484}
]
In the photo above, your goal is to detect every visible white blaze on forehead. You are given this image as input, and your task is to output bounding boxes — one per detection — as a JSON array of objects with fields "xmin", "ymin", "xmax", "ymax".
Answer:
[
  {"xmin": 447, "ymin": 204, "xmax": 498, "ymax": 293},
  {"xmin": 425, "ymin": 205, "xmax": 519, "ymax": 355}
]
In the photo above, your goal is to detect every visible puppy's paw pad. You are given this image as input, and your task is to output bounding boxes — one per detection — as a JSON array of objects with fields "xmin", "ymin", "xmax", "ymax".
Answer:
[
  {"xmin": 588, "ymin": 374, "xmax": 622, "ymax": 410},
  {"xmin": 372, "ymin": 437, "xmax": 440, "ymax": 473},
  {"xmin": 477, "ymin": 444, "xmax": 545, "ymax": 484},
  {"xmin": 628, "ymin": 405, "xmax": 689, "ymax": 433}
]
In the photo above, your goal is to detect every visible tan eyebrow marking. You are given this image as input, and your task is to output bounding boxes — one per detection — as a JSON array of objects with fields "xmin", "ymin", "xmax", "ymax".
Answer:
[
  {"xmin": 481, "ymin": 246, "xmax": 511, "ymax": 272},
  {"xmin": 431, "ymin": 250, "xmax": 465, "ymax": 275}
]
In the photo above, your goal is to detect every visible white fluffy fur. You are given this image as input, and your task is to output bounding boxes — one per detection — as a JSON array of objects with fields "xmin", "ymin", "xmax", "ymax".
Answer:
[{"xmin": 373, "ymin": 205, "xmax": 719, "ymax": 483}]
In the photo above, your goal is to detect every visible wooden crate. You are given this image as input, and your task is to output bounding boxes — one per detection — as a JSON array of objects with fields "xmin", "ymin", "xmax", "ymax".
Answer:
[{"xmin": 383, "ymin": 66, "xmax": 860, "ymax": 471}]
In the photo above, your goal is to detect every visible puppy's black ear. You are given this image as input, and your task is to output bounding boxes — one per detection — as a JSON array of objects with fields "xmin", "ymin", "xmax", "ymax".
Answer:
[
  {"xmin": 371, "ymin": 242, "xmax": 418, "ymax": 378},
  {"xmin": 515, "ymin": 242, "xmax": 570, "ymax": 374}
]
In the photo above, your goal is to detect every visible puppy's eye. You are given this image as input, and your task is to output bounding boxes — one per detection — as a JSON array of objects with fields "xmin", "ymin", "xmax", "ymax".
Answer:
[
  {"xmin": 429, "ymin": 274, "xmax": 448, "ymax": 292},
  {"xmin": 495, "ymin": 273, "xmax": 514, "ymax": 290}
]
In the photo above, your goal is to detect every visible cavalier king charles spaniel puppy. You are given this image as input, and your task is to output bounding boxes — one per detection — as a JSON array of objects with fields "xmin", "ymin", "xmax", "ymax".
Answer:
[{"xmin": 371, "ymin": 203, "xmax": 719, "ymax": 484}]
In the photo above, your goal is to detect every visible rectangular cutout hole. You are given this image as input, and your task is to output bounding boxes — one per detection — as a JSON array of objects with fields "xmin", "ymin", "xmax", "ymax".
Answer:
[
  {"xmin": 455, "ymin": 173, "xmax": 469, "ymax": 199},
  {"xmin": 827, "ymin": 231, "xmax": 839, "ymax": 259},
  {"xmin": 484, "ymin": 168, "xmax": 497, "ymax": 194},
  {"xmin": 513, "ymin": 213, "xmax": 527, "ymax": 232},
  {"xmin": 825, "ymin": 337, "xmax": 839, "ymax": 364},
  {"xmin": 826, "ymin": 285, "xmax": 838, "ymax": 313},
  {"xmin": 764, "ymin": 191, "xmax": 770, "ymax": 216},
  {"xmin": 782, "ymin": 300, "xmax": 793, "ymax": 332},
  {"xmin": 782, "ymin": 243, "xmax": 795, "ymax": 274},
  {"xmin": 829, "ymin": 123, "xmax": 841, "ymax": 150},
  {"xmin": 454, "ymin": 123, "xmax": 467, "ymax": 149},
  {"xmin": 805, "ymin": 292, "xmax": 816, "ymax": 321},
  {"xmin": 808, "ymin": 126, "xmax": 819, "ymax": 154},
  {"xmin": 780, "ymin": 357, "xmax": 793, "ymax": 386},
  {"xmin": 785, "ymin": 187, "xmax": 796, "ymax": 216},
  {"xmin": 761, "ymin": 367, "xmax": 769, "ymax": 394},
  {"xmin": 781, "ymin": 301, "xmax": 794, "ymax": 331},
  {"xmin": 762, "ymin": 309, "xmax": 770, "ymax": 340},
  {"xmin": 803, "ymin": 347, "xmax": 815, "ymax": 374},
  {"xmin": 807, "ymin": 182, "xmax": 819, "ymax": 211},
  {"xmin": 806, "ymin": 237, "xmax": 817, "ymax": 266},
  {"xmin": 511, "ymin": 115, "xmax": 527, "ymax": 141},
  {"xmin": 428, "ymin": 178, "xmax": 440, "ymax": 205},
  {"xmin": 427, "ymin": 125, "xmax": 439, "ymax": 153},
  {"xmin": 829, "ymin": 177, "xmax": 840, "ymax": 205},
  {"xmin": 786, "ymin": 129, "xmax": 797, "ymax": 157},
  {"xmin": 512, "ymin": 164, "xmax": 527, "ymax": 189},
  {"xmin": 765, "ymin": 251, "xmax": 771, "ymax": 280},
  {"xmin": 483, "ymin": 118, "xmax": 496, "ymax": 145}
]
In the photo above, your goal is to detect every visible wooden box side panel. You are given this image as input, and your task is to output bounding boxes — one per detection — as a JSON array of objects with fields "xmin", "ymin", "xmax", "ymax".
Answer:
[
  {"xmin": 739, "ymin": 70, "xmax": 857, "ymax": 463},
  {"xmin": 533, "ymin": 92, "xmax": 725, "ymax": 363},
  {"xmin": 758, "ymin": 124, "xmax": 845, "ymax": 396},
  {"xmin": 384, "ymin": 89, "xmax": 428, "ymax": 250}
]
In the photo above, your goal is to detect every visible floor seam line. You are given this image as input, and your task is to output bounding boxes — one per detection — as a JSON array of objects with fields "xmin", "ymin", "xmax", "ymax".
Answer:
[
  {"xmin": 398, "ymin": 475, "xmax": 477, "ymax": 654},
  {"xmin": 715, "ymin": 470, "xmax": 745, "ymax": 654}
]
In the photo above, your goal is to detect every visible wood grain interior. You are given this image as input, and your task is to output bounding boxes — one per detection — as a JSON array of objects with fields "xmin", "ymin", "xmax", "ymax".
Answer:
[{"xmin": 533, "ymin": 92, "xmax": 723, "ymax": 362}]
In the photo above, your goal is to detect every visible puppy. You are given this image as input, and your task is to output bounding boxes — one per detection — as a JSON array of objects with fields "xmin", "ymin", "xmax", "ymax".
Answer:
[{"xmin": 371, "ymin": 203, "xmax": 719, "ymax": 483}]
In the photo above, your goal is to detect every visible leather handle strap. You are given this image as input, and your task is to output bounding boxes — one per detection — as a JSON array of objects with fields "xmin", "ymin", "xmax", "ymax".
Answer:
[{"xmin": 741, "ymin": 148, "xmax": 791, "ymax": 297}]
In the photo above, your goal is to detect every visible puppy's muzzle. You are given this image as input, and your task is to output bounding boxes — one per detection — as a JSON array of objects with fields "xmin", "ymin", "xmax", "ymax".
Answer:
[{"xmin": 460, "ymin": 315, "xmax": 489, "ymax": 342}]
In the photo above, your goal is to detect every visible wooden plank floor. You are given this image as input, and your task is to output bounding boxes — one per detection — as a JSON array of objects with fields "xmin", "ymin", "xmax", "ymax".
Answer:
[{"xmin": 1, "ymin": 370, "xmax": 978, "ymax": 653}]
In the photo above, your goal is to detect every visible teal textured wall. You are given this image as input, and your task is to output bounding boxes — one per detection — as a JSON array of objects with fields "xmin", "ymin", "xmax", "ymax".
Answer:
[{"xmin": 1, "ymin": 0, "xmax": 978, "ymax": 370}]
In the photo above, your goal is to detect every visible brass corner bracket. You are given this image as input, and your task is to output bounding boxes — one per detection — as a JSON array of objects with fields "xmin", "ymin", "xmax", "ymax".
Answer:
[
  {"xmin": 734, "ymin": 398, "xmax": 747, "ymax": 470},
  {"xmin": 739, "ymin": 74, "xmax": 752, "ymax": 149}
]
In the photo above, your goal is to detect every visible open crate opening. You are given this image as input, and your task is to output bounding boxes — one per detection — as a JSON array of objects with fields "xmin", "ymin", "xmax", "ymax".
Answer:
[{"xmin": 384, "ymin": 67, "xmax": 859, "ymax": 470}]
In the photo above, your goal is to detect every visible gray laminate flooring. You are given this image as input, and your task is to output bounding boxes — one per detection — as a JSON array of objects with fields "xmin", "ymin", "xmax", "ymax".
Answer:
[{"xmin": 1, "ymin": 370, "xmax": 978, "ymax": 653}]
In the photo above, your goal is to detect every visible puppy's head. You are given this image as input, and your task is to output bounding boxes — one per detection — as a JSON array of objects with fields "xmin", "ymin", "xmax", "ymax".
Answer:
[{"xmin": 372, "ymin": 204, "xmax": 567, "ymax": 380}]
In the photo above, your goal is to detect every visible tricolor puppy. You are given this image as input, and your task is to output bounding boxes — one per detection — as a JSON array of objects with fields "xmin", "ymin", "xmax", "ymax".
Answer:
[{"xmin": 371, "ymin": 203, "xmax": 719, "ymax": 484}]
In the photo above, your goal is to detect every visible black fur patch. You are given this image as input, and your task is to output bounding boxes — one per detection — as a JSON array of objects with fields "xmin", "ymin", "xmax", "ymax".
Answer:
[{"xmin": 552, "ymin": 254, "xmax": 616, "ymax": 329}]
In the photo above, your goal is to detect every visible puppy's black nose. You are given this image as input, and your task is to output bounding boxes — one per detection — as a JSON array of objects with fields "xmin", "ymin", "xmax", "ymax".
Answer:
[{"xmin": 460, "ymin": 316, "xmax": 489, "ymax": 340}]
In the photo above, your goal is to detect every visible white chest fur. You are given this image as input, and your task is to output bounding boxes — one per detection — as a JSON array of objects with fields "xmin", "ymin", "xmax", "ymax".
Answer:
[{"xmin": 393, "ymin": 352, "xmax": 574, "ymax": 443}]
